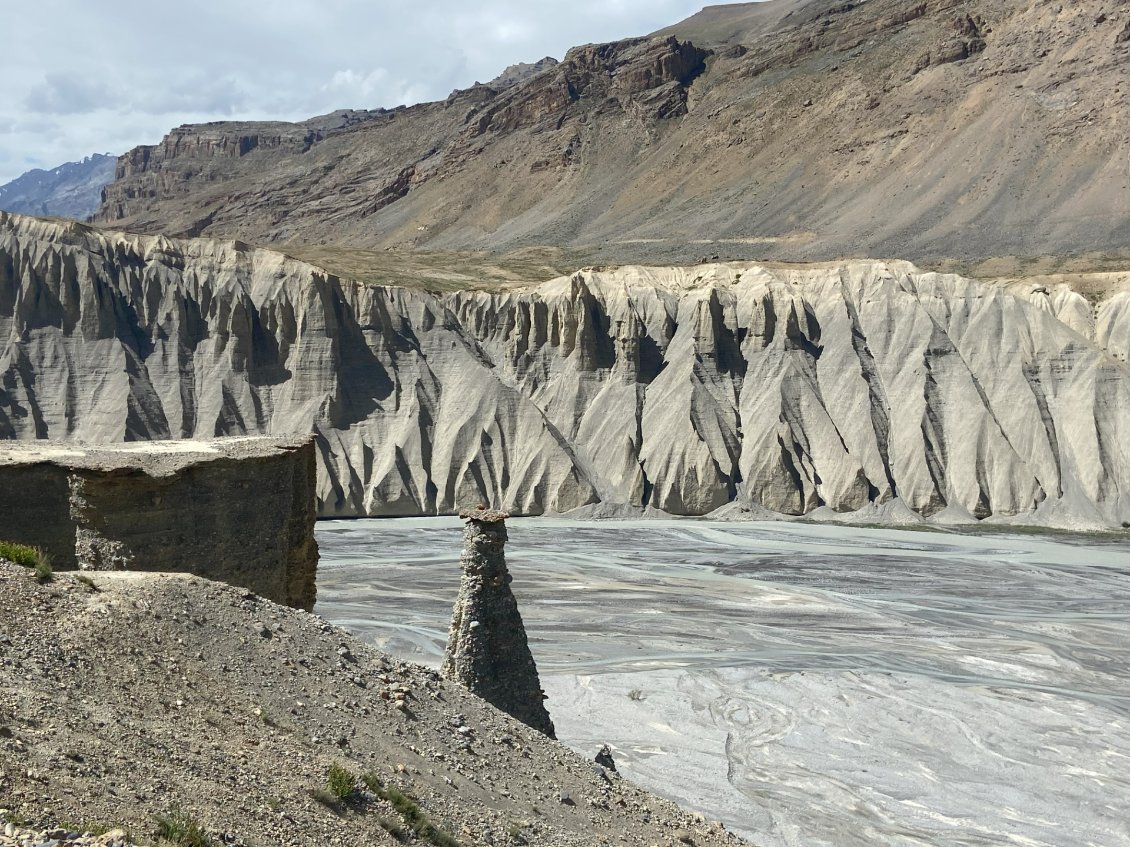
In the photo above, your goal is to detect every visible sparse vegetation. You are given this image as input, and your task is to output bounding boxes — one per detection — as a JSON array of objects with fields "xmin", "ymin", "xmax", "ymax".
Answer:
[
  {"xmin": 326, "ymin": 763, "xmax": 358, "ymax": 802},
  {"xmin": 308, "ymin": 763, "xmax": 360, "ymax": 815},
  {"xmin": 362, "ymin": 772, "xmax": 460, "ymax": 847},
  {"xmin": 308, "ymin": 766, "xmax": 459, "ymax": 843},
  {"xmin": 154, "ymin": 806, "xmax": 211, "ymax": 847},
  {"xmin": 0, "ymin": 540, "xmax": 52, "ymax": 583},
  {"xmin": 1, "ymin": 810, "xmax": 29, "ymax": 827}
]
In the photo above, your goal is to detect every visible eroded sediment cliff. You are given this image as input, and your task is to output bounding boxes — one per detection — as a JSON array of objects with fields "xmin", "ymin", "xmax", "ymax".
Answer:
[
  {"xmin": 0, "ymin": 434, "xmax": 318, "ymax": 609},
  {"xmin": 2, "ymin": 212, "xmax": 1128, "ymax": 524}
]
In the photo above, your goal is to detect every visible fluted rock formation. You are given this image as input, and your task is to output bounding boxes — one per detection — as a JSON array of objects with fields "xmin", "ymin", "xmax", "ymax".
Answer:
[
  {"xmin": 442, "ymin": 508, "xmax": 555, "ymax": 737},
  {"xmin": 2, "ymin": 212, "xmax": 1129, "ymax": 525},
  {"xmin": 0, "ymin": 212, "xmax": 596, "ymax": 517}
]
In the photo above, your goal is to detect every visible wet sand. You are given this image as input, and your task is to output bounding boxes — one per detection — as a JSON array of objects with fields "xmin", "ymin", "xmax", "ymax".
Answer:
[{"xmin": 315, "ymin": 518, "xmax": 1130, "ymax": 846}]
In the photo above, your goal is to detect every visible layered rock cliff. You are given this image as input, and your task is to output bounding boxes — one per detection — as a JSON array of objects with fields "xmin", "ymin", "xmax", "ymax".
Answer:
[
  {"xmin": 93, "ymin": 35, "xmax": 709, "ymax": 249},
  {"xmin": 2, "ymin": 212, "xmax": 1128, "ymax": 524}
]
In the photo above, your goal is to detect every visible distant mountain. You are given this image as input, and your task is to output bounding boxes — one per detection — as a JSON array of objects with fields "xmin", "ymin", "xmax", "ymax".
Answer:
[{"xmin": 0, "ymin": 154, "xmax": 117, "ymax": 220}]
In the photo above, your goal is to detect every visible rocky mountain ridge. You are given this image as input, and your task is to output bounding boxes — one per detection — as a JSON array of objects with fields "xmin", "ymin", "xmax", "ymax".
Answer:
[
  {"xmin": 100, "ymin": 110, "xmax": 387, "ymax": 230},
  {"xmin": 90, "ymin": 0, "xmax": 1130, "ymax": 264},
  {"xmin": 95, "ymin": 34, "xmax": 707, "ymax": 243},
  {"xmin": 3, "ymin": 212, "xmax": 1128, "ymax": 526}
]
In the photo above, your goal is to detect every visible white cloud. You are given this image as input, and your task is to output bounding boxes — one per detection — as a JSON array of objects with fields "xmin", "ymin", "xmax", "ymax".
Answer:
[
  {"xmin": 491, "ymin": 19, "xmax": 537, "ymax": 44},
  {"xmin": 0, "ymin": 0, "xmax": 710, "ymax": 184},
  {"xmin": 324, "ymin": 68, "xmax": 390, "ymax": 99}
]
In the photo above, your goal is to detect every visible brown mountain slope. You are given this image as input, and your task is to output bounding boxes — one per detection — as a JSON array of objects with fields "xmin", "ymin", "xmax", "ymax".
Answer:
[
  {"xmin": 651, "ymin": 0, "xmax": 814, "ymax": 46},
  {"xmin": 93, "ymin": 0, "xmax": 1130, "ymax": 264}
]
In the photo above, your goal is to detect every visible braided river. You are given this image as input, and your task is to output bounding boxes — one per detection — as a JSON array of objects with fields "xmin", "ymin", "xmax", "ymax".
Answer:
[{"xmin": 315, "ymin": 518, "xmax": 1130, "ymax": 847}]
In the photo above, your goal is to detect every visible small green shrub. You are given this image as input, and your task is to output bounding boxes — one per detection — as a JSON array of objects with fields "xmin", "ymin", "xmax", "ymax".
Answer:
[
  {"xmin": 0, "ymin": 540, "xmax": 52, "ymax": 583},
  {"xmin": 154, "ymin": 807, "xmax": 211, "ymax": 847},
  {"xmin": 0, "ymin": 540, "xmax": 41, "ymax": 568},
  {"xmin": 327, "ymin": 762, "xmax": 357, "ymax": 801}
]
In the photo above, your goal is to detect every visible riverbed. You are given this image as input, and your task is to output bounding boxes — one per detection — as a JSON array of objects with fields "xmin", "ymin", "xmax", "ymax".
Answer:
[{"xmin": 315, "ymin": 518, "xmax": 1130, "ymax": 847}]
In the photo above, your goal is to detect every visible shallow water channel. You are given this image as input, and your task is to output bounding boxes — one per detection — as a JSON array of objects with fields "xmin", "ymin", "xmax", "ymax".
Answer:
[{"xmin": 315, "ymin": 518, "xmax": 1130, "ymax": 847}]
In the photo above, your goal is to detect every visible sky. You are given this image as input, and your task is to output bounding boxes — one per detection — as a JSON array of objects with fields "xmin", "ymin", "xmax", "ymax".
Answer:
[{"xmin": 0, "ymin": 0, "xmax": 710, "ymax": 185}]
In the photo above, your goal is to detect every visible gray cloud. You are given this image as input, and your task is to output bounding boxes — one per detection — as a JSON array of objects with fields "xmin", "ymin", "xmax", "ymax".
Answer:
[
  {"xmin": 127, "ymin": 75, "xmax": 255, "ymax": 116},
  {"xmin": 0, "ymin": 0, "xmax": 709, "ymax": 184},
  {"xmin": 23, "ymin": 72, "xmax": 113, "ymax": 115}
]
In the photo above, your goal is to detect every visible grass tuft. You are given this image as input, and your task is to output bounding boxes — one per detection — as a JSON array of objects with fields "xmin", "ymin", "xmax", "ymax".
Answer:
[
  {"xmin": 0, "ymin": 540, "xmax": 52, "ymax": 582},
  {"xmin": 363, "ymin": 772, "xmax": 460, "ymax": 847},
  {"xmin": 34, "ymin": 558, "xmax": 53, "ymax": 584},
  {"xmin": 1, "ymin": 810, "xmax": 29, "ymax": 827},
  {"xmin": 154, "ymin": 807, "xmax": 211, "ymax": 847}
]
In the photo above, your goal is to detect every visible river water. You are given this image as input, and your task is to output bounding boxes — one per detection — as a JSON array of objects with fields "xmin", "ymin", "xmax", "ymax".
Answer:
[{"xmin": 314, "ymin": 518, "xmax": 1130, "ymax": 847}]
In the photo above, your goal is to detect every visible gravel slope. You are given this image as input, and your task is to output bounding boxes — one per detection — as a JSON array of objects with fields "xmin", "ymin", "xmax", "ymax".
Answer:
[{"xmin": 0, "ymin": 562, "xmax": 745, "ymax": 847}]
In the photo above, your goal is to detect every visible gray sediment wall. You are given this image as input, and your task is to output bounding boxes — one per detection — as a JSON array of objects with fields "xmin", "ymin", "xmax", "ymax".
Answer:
[
  {"xmin": 0, "ymin": 435, "xmax": 318, "ymax": 609},
  {"xmin": 3, "ymin": 213, "xmax": 1130, "ymax": 525}
]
